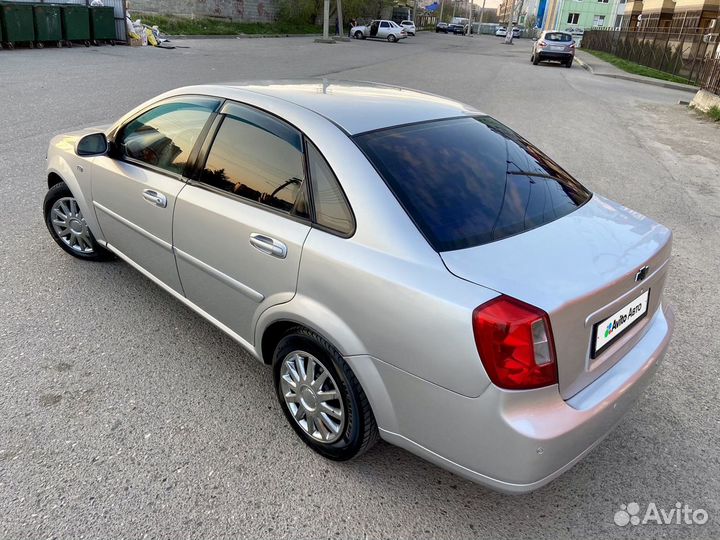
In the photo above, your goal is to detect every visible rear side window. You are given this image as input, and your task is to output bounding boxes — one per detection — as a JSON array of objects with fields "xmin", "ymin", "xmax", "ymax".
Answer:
[
  {"xmin": 306, "ymin": 141, "xmax": 354, "ymax": 236},
  {"xmin": 198, "ymin": 104, "xmax": 307, "ymax": 215},
  {"xmin": 354, "ymin": 117, "xmax": 591, "ymax": 252},
  {"xmin": 546, "ymin": 32, "xmax": 572, "ymax": 42}
]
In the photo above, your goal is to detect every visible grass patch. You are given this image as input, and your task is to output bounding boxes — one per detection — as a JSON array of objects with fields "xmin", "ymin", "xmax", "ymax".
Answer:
[
  {"xmin": 583, "ymin": 49, "xmax": 697, "ymax": 86},
  {"xmin": 706, "ymin": 105, "xmax": 720, "ymax": 122},
  {"xmin": 137, "ymin": 13, "xmax": 320, "ymax": 36}
]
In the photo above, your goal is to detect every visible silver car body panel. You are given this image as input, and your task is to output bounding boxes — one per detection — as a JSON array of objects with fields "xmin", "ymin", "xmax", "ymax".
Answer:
[
  {"xmin": 92, "ymin": 157, "xmax": 186, "ymax": 293},
  {"xmin": 173, "ymin": 184, "xmax": 311, "ymax": 343},
  {"xmin": 441, "ymin": 195, "xmax": 672, "ymax": 399},
  {"xmin": 45, "ymin": 81, "xmax": 675, "ymax": 492},
  {"xmin": 347, "ymin": 303, "xmax": 674, "ymax": 493}
]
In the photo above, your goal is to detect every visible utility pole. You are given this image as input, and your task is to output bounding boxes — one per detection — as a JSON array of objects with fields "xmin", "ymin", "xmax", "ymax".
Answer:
[
  {"xmin": 466, "ymin": 0, "xmax": 473, "ymax": 35},
  {"xmin": 314, "ymin": 0, "xmax": 335, "ymax": 43},
  {"xmin": 478, "ymin": 0, "xmax": 486, "ymax": 25},
  {"xmin": 452, "ymin": 0, "xmax": 456, "ymax": 19},
  {"xmin": 413, "ymin": 0, "xmax": 418, "ymax": 22},
  {"xmin": 336, "ymin": 0, "xmax": 344, "ymax": 36},
  {"xmin": 439, "ymin": 0, "xmax": 444, "ymax": 22},
  {"xmin": 503, "ymin": 0, "xmax": 516, "ymax": 43},
  {"xmin": 323, "ymin": 0, "xmax": 330, "ymax": 38}
]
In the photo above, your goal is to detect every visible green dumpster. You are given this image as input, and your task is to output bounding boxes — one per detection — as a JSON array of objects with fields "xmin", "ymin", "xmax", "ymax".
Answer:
[
  {"xmin": 60, "ymin": 4, "xmax": 90, "ymax": 46},
  {"xmin": 0, "ymin": 2, "xmax": 36, "ymax": 48},
  {"xmin": 89, "ymin": 6, "xmax": 115, "ymax": 43},
  {"xmin": 33, "ymin": 4, "xmax": 62, "ymax": 47}
]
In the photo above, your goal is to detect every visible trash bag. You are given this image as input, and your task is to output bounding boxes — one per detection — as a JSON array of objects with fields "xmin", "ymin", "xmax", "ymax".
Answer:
[{"xmin": 146, "ymin": 27, "xmax": 157, "ymax": 46}]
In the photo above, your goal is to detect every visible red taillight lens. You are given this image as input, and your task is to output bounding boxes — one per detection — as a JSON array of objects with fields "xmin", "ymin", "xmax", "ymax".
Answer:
[
  {"xmin": 472, "ymin": 296, "xmax": 558, "ymax": 390},
  {"xmin": 538, "ymin": 40, "xmax": 547, "ymax": 47},
  {"xmin": 568, "ymin": 41, "xmax": 575, "ymax": 48}
]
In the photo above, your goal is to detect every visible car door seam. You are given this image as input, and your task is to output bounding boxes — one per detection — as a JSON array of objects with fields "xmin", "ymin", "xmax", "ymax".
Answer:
[{"xmin": 92, "ymin": 201, "xmax": 172, "ymax": 252}]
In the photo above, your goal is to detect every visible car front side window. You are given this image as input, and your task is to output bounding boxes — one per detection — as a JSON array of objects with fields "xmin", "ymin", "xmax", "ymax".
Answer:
[{"xmin": 116, "ymin": 97, "xmax": 220, "ymax": 176}]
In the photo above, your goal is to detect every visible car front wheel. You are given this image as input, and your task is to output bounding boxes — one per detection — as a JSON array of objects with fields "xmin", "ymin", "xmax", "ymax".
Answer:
[
  {"xmin": 43, "ymin": 182, "xmax": 113, "ymax": 261},
  {"xmin": 273, "ymin": 327, "xmax": 379, "ymax": 460},
  {"xmin": 354, "ymin": 31, "xmax": 363, "ymax": 39}
]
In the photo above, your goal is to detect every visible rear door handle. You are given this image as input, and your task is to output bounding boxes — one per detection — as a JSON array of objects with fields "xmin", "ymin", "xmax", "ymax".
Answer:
[
  {"xmin": 249, "ymin": 233, "xmax": 287, "ymax": 259},
  {"xmin": 142, "ymin": 189, "xmax": 167, "ymax": 208}
]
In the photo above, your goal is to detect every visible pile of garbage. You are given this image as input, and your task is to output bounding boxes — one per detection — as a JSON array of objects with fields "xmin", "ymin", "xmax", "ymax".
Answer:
[{"xmin": 125, "ymin": 12, "xmax": 168, "ymax": 47}]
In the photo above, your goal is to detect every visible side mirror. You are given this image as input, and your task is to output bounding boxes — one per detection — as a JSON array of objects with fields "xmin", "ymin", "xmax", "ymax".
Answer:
[{"xmin": 76, "ymin": 132, "xmax": 108, "ymax": 156}]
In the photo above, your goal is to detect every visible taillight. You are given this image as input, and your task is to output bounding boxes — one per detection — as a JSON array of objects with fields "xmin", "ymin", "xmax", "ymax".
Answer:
[
  {"xmin": 472, "ymin": 296, "xmax": 558, "ymax": 390},
  {"xmin": 568, "ymin": 41, "xmax": 575, "ymax": 48},
  {"xmin": 538, "ymin": 40, "xmax": 547, "ymax": 48}
]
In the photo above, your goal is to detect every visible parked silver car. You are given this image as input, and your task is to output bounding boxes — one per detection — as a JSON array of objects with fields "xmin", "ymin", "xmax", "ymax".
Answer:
[
  {"xmin": 43, "ymin": 81, "xmax": 674, "ymax": 493},
  {"xmin": 532, "ymin": 30, "xmax": 576, "ymax": 67},
  {"xmin": 351, "ymin": 20, "xmax": 407, "ymax": 42}
]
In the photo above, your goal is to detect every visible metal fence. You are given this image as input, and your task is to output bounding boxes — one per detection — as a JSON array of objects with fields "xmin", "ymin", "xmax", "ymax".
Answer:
[
  {"xmin": 700, "ymin": 59, "xmax": 720, "ymax": 94},
  {"xmin": 582, "ymin": 28, "xmax": 720, "ymax": 87},
  {"xmin": 3, "ymin": 0, "xmax": 127, "ymax": 42}
]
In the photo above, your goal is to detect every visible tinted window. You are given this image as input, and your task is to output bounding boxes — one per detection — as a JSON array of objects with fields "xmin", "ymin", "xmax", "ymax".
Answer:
[
  {"xmin": 355, "ymin": 117, "xmax": 591, "ymax": 252},
  {"xmin": 381, "ymin": 22, "xmax": 389, "ymax": 28},
  {"xmin": 198, "ymin": 107, "xmax": 306, "ymax": 214},
  {"xmin": 119, "ymin": 98, "xmax": 219, "ymax": 175},
  {"xmin": 307, "ymin": 141, "xmax": 354, "ymax": 235},
  {"xmin": 546, "ymin": 32, "xmax": 572, "ymax": 42}
]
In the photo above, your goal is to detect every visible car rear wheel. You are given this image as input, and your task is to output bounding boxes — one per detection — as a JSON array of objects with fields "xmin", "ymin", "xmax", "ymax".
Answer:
[
  {"xmin": 273, "ymin": 327, "xmax": 379, "ymax": 460},
  {"xmin": 388, "ymin": 34, "xmax": 397, "ymax": 43},
  {"xmin": 43, "ymin": 182, "xmax": 113, "ymax": 261},
  {"xmin": 354, "ymin": 31, "xmax": 363, "ymax": 39},
  {"xmin": 566, "ymin": 58, "xmax": 573, "ymax": 68},
  {"xmin": 533, "ymin": 54, "xmax": 540, "ymax": 65}
]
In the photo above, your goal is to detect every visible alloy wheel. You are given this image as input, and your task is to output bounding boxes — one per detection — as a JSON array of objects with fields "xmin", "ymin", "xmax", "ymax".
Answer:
[
  {"xmin": 50, "ymin": 197, "xmax": 94, "ymax": 254},
  {"xmin": 280, "ymin": 350, "xmax": 345, "ymax": 444}
]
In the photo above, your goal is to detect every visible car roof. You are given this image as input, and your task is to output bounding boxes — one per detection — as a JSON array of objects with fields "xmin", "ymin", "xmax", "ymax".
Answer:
[{"xmin": 180, "ymin": 80, "xmax": 483, "ymax": 135}]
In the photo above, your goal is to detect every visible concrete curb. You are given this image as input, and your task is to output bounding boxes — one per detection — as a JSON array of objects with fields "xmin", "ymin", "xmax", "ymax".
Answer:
[
  {"xmin": 574, "ymin": 54, "xmax": 697, "ymax": 93},
  {"xmin": 574, "ymin": 55, "xmax": 595, "ymax": 74},
  {"xmin": 690, "ymin": 88, "xmax": 720, "ymax": 113}
]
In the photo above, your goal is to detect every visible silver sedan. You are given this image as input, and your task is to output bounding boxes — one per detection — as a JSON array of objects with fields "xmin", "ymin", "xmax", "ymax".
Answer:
[{"xmin": 43, "ymin": 81, "xmax": 675, "ymax": 493}]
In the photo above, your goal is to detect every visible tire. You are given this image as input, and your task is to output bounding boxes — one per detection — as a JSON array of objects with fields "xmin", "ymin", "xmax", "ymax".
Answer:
[
  {"xmin": 273, "ymin": 327, "xmax": 379, "ymax": 461},
  {"xmin": 354, "ymin": 31, "xmax": 363, "ymax": 39},
  {"xmin": 388, "ymin": 34, "xmax": 397, "ymax": 43},
  {"xmin": 43, "ymin": 182, "xmax": 114, "ymax": 261},
  {"xmin": 566, "ymin": 58, "xmax": 573, "ymax": 68},
  {"xmin": 533, "ymin": 54, "xmax": 540, "ymax": 65}
]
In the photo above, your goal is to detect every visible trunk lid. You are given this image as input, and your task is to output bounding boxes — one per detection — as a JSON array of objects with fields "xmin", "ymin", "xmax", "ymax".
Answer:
[{"xmin": 441, "ymin": 195, "xmax": 672, "ymax": 399}]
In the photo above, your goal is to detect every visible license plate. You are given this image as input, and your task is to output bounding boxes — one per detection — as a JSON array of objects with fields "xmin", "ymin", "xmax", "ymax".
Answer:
[
  {"xmin": 591, "ymin": 290, "xmax": 650, "ymax": 358},
  {"xmin": 550, "ymin": 45, "xmax": 564, "ymax": 51}
]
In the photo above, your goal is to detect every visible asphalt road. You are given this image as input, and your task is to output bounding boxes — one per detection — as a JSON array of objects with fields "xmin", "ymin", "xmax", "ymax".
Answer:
[{"xmin": 1, "ymin": 33, "xmax": 719, "ymax": 539}]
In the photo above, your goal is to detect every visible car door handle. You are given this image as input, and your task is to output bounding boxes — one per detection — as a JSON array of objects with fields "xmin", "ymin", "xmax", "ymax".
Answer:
[
  {"xmin": 249, "ymin": 233, "xmax": 287, "ymax": 259},
  {"xmin": 142, "ymin": 189, "xmax": 167, "ymax": 208}
]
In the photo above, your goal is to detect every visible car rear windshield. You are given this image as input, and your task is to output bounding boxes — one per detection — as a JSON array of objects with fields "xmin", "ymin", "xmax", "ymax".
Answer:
[
  {"xmin": 354, "ymin": 117, "xmax": 591, "ymax": 252},
  {"xmin": 546, "ymin": 32, "xmax": 572, "ymax": 42}
]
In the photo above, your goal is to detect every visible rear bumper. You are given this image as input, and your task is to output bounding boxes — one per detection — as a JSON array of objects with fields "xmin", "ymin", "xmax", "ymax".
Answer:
[
  {"xmin": 538, "ymin": 51, "xmax": 574, "ymax": 61},
  {"xmin": 348, "ymin": 303, "xmax": 674, "ymax": 493}
]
